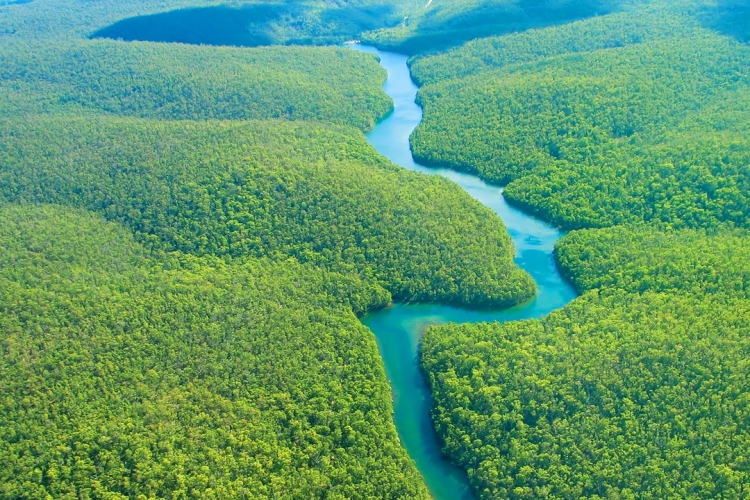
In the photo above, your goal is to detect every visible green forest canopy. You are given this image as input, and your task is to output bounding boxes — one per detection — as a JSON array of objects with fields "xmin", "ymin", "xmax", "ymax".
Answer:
[
  {"xmin": 409, "ymin": 0, "xmax": 750, "ymax": 230},
  {"xmin": 422, "ymin": 225, "xmax": 750, "ymax": 498},
  {"xmin": 422, "ymin": 290, "xmax": 750, "ymax": 499},
  {"xmin": 0, "ymin": 40, "xmax": 391, "ymax": 131},
  {"xmin": 555, "ymin": 226, "xmax": 750, "ymax": 297},
  {"xmin": 0, "ymin": 204, "xmax": 430, "ymax": 499},
  {"xmin": 0, "ymin": 116, "xmax": 534, "ymax": 308},
  {"xmin": 408, "ymin": 1, "xmax": 750, "ymax": 498},
  {"xmin": 0, "ymin": 0, "xmax": 538, "ymax": 497},
  {"xmin": 3, "ymin": 0, "xmax": 750, "ymax": 497}
]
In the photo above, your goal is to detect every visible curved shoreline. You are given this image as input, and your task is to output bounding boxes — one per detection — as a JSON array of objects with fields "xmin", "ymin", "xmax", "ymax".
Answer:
[{"xmin": 350, "ymin": 45, "xmax": 578, "ymax": 499}]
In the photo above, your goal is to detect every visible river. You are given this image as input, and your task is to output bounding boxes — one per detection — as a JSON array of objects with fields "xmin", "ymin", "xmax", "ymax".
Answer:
[{"xmin": 349, "ymin": 45, "xmax": 578, "ymax": 500}]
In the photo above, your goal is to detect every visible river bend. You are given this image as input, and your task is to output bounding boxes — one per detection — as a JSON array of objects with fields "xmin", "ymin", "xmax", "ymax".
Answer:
[{"xmin": 351, "ymin": 45, "xmax": 578, "ymax": 500}]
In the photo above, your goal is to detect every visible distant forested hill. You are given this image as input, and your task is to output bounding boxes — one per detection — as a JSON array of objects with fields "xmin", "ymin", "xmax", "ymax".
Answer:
[
  {"xmin": 363, "ymin": 0, "xmax": 620, "ymax": 55},
  {"xmin": 0, "ymin": 0, "xmax": 421, "ymax": 41},
  {"xmin": 89, "ymin": 1, "xmax": 415, "ymax": 48},
  {"xmin": 409, "ymin": 0, "xmax": 750, "ymax": 230},
  {"xmin": 408, "ymin": 5, "xmax": 692, "ymax": 85}
]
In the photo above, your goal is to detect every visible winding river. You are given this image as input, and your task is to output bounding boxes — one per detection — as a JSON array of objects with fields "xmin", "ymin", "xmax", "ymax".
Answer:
[{"xmin": 350, "ymin": 45, "xmax": 578, "ymax": 499}]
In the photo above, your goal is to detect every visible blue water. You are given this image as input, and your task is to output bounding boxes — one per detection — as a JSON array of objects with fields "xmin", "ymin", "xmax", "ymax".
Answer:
[{"xmin": 350, "ymin": 44, "xmax": 578, "ymax": 499}]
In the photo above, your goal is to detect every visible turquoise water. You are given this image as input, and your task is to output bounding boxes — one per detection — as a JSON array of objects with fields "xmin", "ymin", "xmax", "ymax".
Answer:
[{"xmin": 350, "ymin": 45, "xmax": 578, "ymax": 499}]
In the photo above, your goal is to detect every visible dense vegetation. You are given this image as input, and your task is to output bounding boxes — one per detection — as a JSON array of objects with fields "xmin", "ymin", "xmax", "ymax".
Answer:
[
  {"xmin": 0, "ymin": 0, "xmax": 419, "ymax": 41},
  {"xmin": 363, "ymin": 0, "xmax": 619, "ymax": 55},
  {"xmin": 0, "ymin": 40, "xmax": 391, "ymax": 130},
  {"xmin": 422, "ymin": 225, "xmax": 750, "ymax": 498},
  {"xmin": 0, "ymin": 204, "xmax": 431, "ymax": 499},
  {"xmin": 6, "ymin": 0, "xmax": 750, "ymax": 497},
  {"xmin": 422, "ymin": 290, "xmax": 750, "ymax": 499},
  {"xmin": 556, "ymin": 226, "xmax": 750, "ymax": 297},
  {"xmin": 0, "ymin": 0, "xmax": 538, "ymax": 496},
  {"xmin": 91, "ymin": 1, "xmax": 413, "ymax": 48},
  {"xmin": 408, "ymin": 5, "xmax": 694, "ymax": 85},
  {"xmin": 409, "ymin": 0, "xmax": 750, "ymax": 229},
  {"xmin": 408, "ymin": 2, "xmax": 750, "ymax": 497},
  {"xmin": 0, "ymin": 116, "xmax": 534, "ymax": 310}
]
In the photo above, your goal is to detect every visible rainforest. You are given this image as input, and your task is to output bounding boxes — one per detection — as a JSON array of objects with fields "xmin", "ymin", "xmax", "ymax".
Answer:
[{"xmin": 0, "ymin": 0, "xmax": 749, "ymax": 499}]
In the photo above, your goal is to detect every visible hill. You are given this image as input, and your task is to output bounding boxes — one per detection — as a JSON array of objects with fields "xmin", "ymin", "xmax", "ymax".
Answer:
[
  {"xmin": 0, "ymin": 40, "xmax": 391, "ymax": 130},
  {"xmin": 422, "ymin": 289, "xmax": 750, "ymax": 499},
  {"xmin": 0, "ymin": 116, "xmax": 535, "ymax": 308},
  {"xmin": 0, "ymin": 204, "xmax": 430, "ymax": 499},
  {"xmin": 408, "ymin": 1, "xmax": 750, "ymax": 230},
  {"xmin": 422, "ymin": 224, "xmax": 750, "ymax": 498},
  {"xmin": 362, "ymin": 0, "xmax": 619, "ymax": 55},
  {"xmin": 0, "ymin": 0, "xmax": 420, "ymax": 41}
]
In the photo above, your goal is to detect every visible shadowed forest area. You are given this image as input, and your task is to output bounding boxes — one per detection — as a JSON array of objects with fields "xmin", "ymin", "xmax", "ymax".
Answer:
[
  {"xmin": 363, "ymin": 0, "xmax": 621, "ymax": 54},
  {"xmin": 701, "ymin": 0, "xmax": 750, "ymax": 42},
  {"xmin": 91, "ymin": 2, "xmax": 402, "ymax": 47}
]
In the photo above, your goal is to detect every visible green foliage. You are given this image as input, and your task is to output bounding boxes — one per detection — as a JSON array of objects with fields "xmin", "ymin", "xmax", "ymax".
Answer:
[
  {"xmin": 409, "ymin": 5, "xmax": 695, "ymax": 85},
  {"xmin": 0, "ymin": 116, "xmax": 534, "ymax": 308},
  {"xmin": 409, "ymin": 2, "xmax": 750, "ymax": 230},
  {"xmin": 422, "ymin": 290, "xmax": 750, "ymax": 499},
  {"xmin": 363, "ymin": 0, "xmax": 619, "ymax": 55},
  {"xmin": 0, "ymin": 204, "xmax": 430, "ymax": 499},
  {"xmin": 0, "ymin": 1, "xmax": 542, "ymax": 495},
  {"xmin": 414, "ymin": 9, "xmax": 750, "ymax": 484},
  {"xmin": 502, "ymin": 122, "xmax": 750, "ymax": 230},
  {"xmin": 90, "ymin": 2, "xmax": 410, "ymax": 48},
  {"xmin": 556, "ymin": 226, "xmax": 750, "ymax": 297},
  {"xmin": 13, "ymin": 0, "xmax": 750, "ymax": 498},
  {"xmin": 0, "ymin": 39, "xmax": 391, "ymax": 131},
  {"xmin": 421, "ymin": 186, "xmax": 750, "ymax": 497},
  {"xmin": 0, "ymin": 0, "xmax": 225, "ymax": 39}
]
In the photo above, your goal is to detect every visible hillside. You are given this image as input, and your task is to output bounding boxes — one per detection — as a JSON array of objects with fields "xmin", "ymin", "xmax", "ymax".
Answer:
[
  {"xmin": 0, "ymin": 40, "xmax": 391, "ymax": 130},
  {"xmin": 422, "ymin": 226, "xmax": 750, "ymax": 498},
  {"xmin": 0, "ymin": 204, "xmax": 430, "ymax": 499},
  {"xmin": 89, "ymin": 1, "xmax": 416, "ymax": 48},
  {"xmin": 422, "ymin": 289, "xmax": 750, "ymax": 499},
  {"xmin": 0, "ymin": 0, "xmax": 420, "ymax": 41},
  {"xmin": 409, "ymin": 0, "xmax": 750, "ymax": 229},
  {"xmin": 556, "ymin": 226, "xmax": 750, "ymax": 296},
  {"xmin": 0, "ymin": 116, "xmax": 534, "ymax": 315},
  {"xmin": 362, "ymin": 0, "xmax": 619, "ymax": 55}
]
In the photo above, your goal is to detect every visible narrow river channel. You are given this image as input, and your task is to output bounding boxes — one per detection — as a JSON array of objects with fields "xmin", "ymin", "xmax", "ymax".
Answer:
[{"xmin": 350, "ymin": 45, "xmax": 578, "ymax": 499}]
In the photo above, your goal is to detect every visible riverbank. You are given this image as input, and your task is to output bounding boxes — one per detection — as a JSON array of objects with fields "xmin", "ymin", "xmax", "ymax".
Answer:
[{"xmin": 350, "ymin": 44, "xmax": 578, "ymax": 499}]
